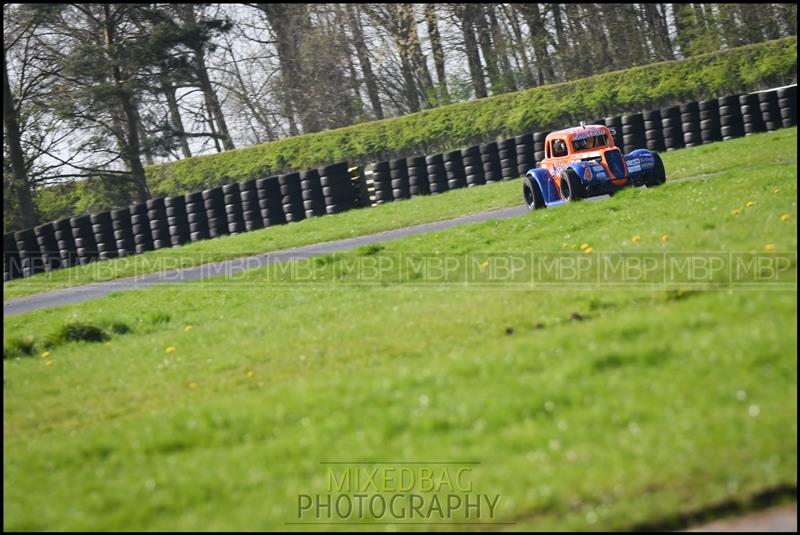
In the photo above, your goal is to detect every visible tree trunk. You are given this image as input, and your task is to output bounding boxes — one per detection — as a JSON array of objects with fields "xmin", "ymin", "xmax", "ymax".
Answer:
[
  {"xmin": 643, "ymin": 3, "xmax": 675, "ymax": 60},
  {"xmin": 424, "ymin": 4, "xmax": 449, "ymax": 103},
  {"xmin": 160, "ymin": 69, "xmax": 192, "ymax": 158},
  {"xmin": 505, "ymin": 5, "xmax": 534, "ymax": 87},
  {"xmin": 474, "ymin": 7, "xmax": 501, "ymax": 93},
  {"xmin": 3, "ymin": 48, "xmax": 38, "ymax": 228},
  {"xmin": 457, "ymin": 5, "xmax": 487, "ymax": 99},
  {"xmin": 518, "ymin": 4, "xmax": 555, "ymax": 85},
  {"xmin": 347, "ymin": 4, "xmax": 383, "ymax": 119},
  {"xmin": 486, "ymin": 5, "xmax": 517, "ymax": 92}
]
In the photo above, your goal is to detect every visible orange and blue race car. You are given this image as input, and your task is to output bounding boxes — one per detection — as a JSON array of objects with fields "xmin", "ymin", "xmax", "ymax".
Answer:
[{"xmin": 523, "ymin": 122, "xmax": 666, "ymax": 210}]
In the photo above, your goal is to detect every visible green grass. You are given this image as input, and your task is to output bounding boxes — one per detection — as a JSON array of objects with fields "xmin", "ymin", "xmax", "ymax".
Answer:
[
  {"xmin": 6, "ymin": 128, "xmax": 797, "ymax": 302},
  {"xmin": 3, "ymin": 129, "xmax": 796, "ymax": 530},
  {"xmin": 31, "ymin": 38, "xmax": 797, "ymax": 223}
]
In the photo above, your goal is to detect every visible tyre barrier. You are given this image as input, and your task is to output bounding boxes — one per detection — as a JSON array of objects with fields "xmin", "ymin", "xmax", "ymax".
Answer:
[
  {"xmin": 320, "ymin": 162, "xmax": 354, "ymax": 214},
  {"xmin": 110, "ymin": 208, "xmax": 135, "ymax": 257},
  {"xmin": 407, "ymin": 156, "xmax": 429, "ymax": 197},
  {"xmin": 6, "ymin": 86, "xmax": 797, "ymax": 281},
  {"xmin": 129, "ymin": 202, "xmax": 153, "ymax": 254},
  {"xmin": 718, "ymin": 94, "xmax": 744, "ymax": 141},
  {"xmin": 533, "ymin": 131, "xmax": 548, "ymax": 163},
  {"xmin": 497, "ymin": 138, "xmax": 518, "ymax": 180},
  {"xmin": 222, "ymin": 182, "xmax": 247, "ymax": 233},
  {"xmin": 202, "ymin": 186, "xmax": 228, "ymax": 238},
  {"xmin": 621, "ymin": 113, "xmax": 646, "ymax": 154},
  {"xmin": 480, "ymin": 142, "xmax": 502, "ymax": 183},
  {"xmin": 699, "ymin": 99, "xmax": 722, "ymax": 145},
  {"xmin": 185, "ymin": 191, "xmax": 209, "ymax": 242},
  {"xmin": 90, "ymin": 211, "xmax": 117, "ymax": 260},
  {"xmin": 146, "ymin": 197, "xmax": 170, "ymax": 250},
  {"xmin": 514, "ymin": 133, "xmax": 535, "ymax": 176},
  {"xmin": 425, "ymin": 154, "xmax": 448, "ymax": 194},
  {"xmin": 371, "ymin": 161, "xmax": 393, "ymax": 204},
  {"xmin": 15, "ymin": 227, "xmax": 46, "ymax": 277},
  {"xmin": 34, "ymin": 222, "xmax": 61, "ymax": 271},
  {"xmin": 255, "ymin": 176, "xmax": 286, "ymax": 227},
  {"xmin": 299, "ymin": 169, "xmax": 325, "ymax": 217},
  {"xmin": 4, "ymin": 232, "xmax": 22, "ymax": 281},
  {"xmin": 389, "ymin": 158, "xmax": 410, "ymax": 200},
  {"xmin": 443, "ymin": 150, "xmax": 466, "ymax": 190},
  {"xmin": 53, "ymin": 218, "xmax": 77, "ymax": 268},
  {"xmin": 778, "ymin": 86, "xmax": 797, "ymax": 128},
  {"xmin": 461, "ymin": 145, "xmax": 485, "ymax": 187},
  {"xmin": 643, "ymin": 110, "xmax": 665, "ymax": 153}
]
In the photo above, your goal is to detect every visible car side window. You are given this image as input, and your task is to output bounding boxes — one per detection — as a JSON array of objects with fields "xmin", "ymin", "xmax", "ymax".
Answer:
[
  {"xmin": 553, "ymin": 139, "xmax": 567, "ymax": 157},
  {"xmin": 545, "ymin": 140, "xmax": 551, "ymax": 159}
]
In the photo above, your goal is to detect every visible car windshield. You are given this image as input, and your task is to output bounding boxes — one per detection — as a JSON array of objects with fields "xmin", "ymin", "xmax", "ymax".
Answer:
[{"xmin": 572, "ymin": 134, "xmax": 608, "ymax": 152}]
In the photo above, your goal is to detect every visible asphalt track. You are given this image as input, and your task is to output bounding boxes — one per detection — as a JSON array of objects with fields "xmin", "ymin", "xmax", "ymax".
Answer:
[{"xmin": 4, "ymin": 204, "xmax": 531, "ymax": 316}]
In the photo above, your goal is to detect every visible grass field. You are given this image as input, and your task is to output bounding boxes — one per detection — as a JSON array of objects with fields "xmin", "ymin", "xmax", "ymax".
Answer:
[
  {"xmin": 4, "ymin": 127, "xmax": 797, "ymax": 302},
  {"xmin": 3, "ymin": 129, "xmax": 797, "ymax": 530}
]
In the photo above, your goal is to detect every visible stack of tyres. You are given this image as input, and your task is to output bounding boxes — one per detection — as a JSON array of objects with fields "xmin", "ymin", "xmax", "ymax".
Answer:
[
  {"xmin": 255, "ymin": 176, "xmax": 286, "ymax": 227},
  {"xmin": 371, "ymin": 162, "xmax": 393, "ymax": 204},
  {"xmin": 130, "ymin": 202, "xmax": 153, "ymax": 254},
  {"xmin": 239, "ymin": 179, "xmax": 264, "ymax": 230},
  {"xmin": 299, "ymin": 169, "xmax": 326, "ymax": 217},
  {"xmin": 680, "ymin": 102, "xmax": 701, "ymax": 147},
  {"xmin": 406, "ymin": 156, "xmax": 429, "ymax": 196},
  {"xmin": 53, "ymin": 218, "xmax": 77, "ymax": 268},
  {"xmin": 202, "ymin": 187, "xmax": 227, "ymax": 238},
  {"xmin": 699, "ymin": 99, "xmax": 722, "ymax": 144},
  {"xmin": 740, "ymin": 93, "xmax": 765, "ymax": 135},
  {"xmin": 533, "ymin": 131, "xmax": 549, "ymax": 163},
  {"xmin": 4, "ymin": 232, "xmax": 22, "ymax": 281},
  {"xmin": 604, "ymin": 117, "xmax": 623, "ymax": 148},
  {"xmin": 643, "ymin": 110, "xmax": 665, "ymax": 152},
  {"xmin": 15, "ymin": 228, "xmax": 44, "ymax": 277},
  {"xmin": 223, "ymin": 183, "xmax": 246, "ymax": 233},
  {"xmin": 91, "ymin": 211, "xmax": 117, "ymax": 260},
  {"xmin": 621, "ymin": 113, "xmax": 646, "ymax": 153},
  {"xmin": 498, "ymin": 138, "xmax": 517, "ymax": 180},
  {"xmin": 461, "ymin": 145, "xmax": 484, "ymax": 187},
  {"xmin": 778, "ymin": 85, "xmax": 797, "ymax": 128},
  {"xmin": 514, "ymin": 133, "xmax": 535, "ymax": 176},
  {"xmin": 279, "ymin": 172, "xmax": 305, "ymax": 223},
  {"xmin": 718, "ymin": 95, "xmax": 744, "ymax": 140},
  {"xmin": 443, "ymin": 150, "xmax": 466, "ymax": 190},
  {"xmin": 70, "ymin": 214, "xmax": 98, "ymax": 263},
  {"xmin": 110, "ymin": 209, "xmax": 135, "ymax": 256},
  {"xmin": 758, "ymin": 90, "xmax": 780, "ymax": 132},
  {"xmin": 479, "ymin": 142, "xmax": 502, "ymax": 182},
  {"xmin": 320, "ymin": 162, "xmax": 354, "ymax": 214},
  {"xmin": 389, "ymin": 158, "xmax": 410, "ymax": 200},
  {"xmin": 147, "ymin": 198, "xmax": 170, "ymax": 249},
  {"xmin": 164, "ymin": 196, "xmax": 189, "ymax": 247},
  {"xmin": 185, "ymin": 192, "xmax": 209, "ymax": 242},
  {"xmin": 660, "ymin": 107, "xmax": 683, "ymax": 150},
  {"xmin": 425, "ymin": 154, "xmax": 448, "ymax": 194},
  {"xmin": 33, "ymin": 223, "xmax": 61, "ymax": 271}
]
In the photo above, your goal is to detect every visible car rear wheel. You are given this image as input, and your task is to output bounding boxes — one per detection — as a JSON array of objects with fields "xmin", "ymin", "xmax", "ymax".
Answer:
[
  {"xmin": 560, "ymin": 169, "xmax": 584, "ymax": 201},
  {"xmin": 647, "ymin": 153, "xmax": 666, "ymax": 186}
]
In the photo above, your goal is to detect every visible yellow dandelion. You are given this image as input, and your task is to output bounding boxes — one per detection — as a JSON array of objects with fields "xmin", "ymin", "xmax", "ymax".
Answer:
[
  {"xmin": 781, "ymin": 213, "xmax": 791, "ymax": 222},
  {"xmin": 188, "ymin": 382, "xmax": 198, "ymax": 389},
  {"xmin": 631, "ymin": 235, "xmax": 641, "ymax": 243},
  {"xmin": 745, "ymin": 201, "xmax": 754, "ymax": 208},
  {"xmin": 479, "ymin": 260, "xmax": 489, "ymax": 272},
  {"xmin": 661, "ymin": 235, "xmax": 669, "ymax": 242},
  {"xmin": 104, "ymin": 342, "xmax": 112, "ymax": 347},
  {"xmin": 246, "ymin": 370, "xmax": 256, "ymax": 378},
  {"xmin": 41, "ymin": 351, "xmax": 50, "ymax": 359},
  {"xmin": 764, "ymin": 243, "xmax": 775, "ymax": 252},
  {"xmin": 45, "ymin": 360, "xmax": 53, "ymax": 367},
  {"xmin": 184, "ymin": 325, "xmax": 193, "ymax": 332},
  {"xmin": 561, "ymin": 242, "xmax": 568, "ymax": 249},
  {"xmin": 583, "ymin": 247, "xmax": 593, "ymax": 254},
  {"xmin": 580, "ymin": 243, "xmax": 590, "ymax": 251},
  {"xmin": 731, "ymin": 208, "xmax": 741, "ymax": 216},
  {"xmin": 165, "ymin": 346, "xmax": 176, "ymax": 353},
  {"xmin": 773, "ymin": 188, "xmax": 781, "ymax": 193}
]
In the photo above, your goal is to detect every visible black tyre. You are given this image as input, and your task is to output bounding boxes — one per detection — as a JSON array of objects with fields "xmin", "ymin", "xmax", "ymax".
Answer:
[
  {"xmin": 523, "ymin": 177, "xmax": 545, "ymax": 210},
  {"xmin": 559, "ymin": 169, "xmax": 584, "ymax": 201}
]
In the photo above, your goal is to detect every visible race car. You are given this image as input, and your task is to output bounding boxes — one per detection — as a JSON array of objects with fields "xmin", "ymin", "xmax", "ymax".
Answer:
[{"xmin": 523, "ymin": 122, "xmax": 666, "ymax": 210}]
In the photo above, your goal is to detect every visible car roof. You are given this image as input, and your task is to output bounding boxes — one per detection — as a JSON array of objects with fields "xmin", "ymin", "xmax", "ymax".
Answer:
[{"xmin": 547, "ymin": 125, "xmax": 610, "ymax": 139}]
